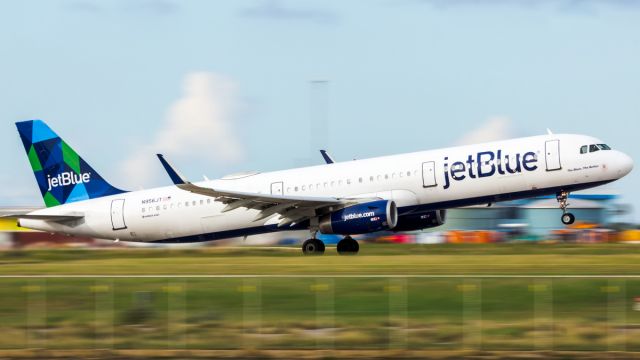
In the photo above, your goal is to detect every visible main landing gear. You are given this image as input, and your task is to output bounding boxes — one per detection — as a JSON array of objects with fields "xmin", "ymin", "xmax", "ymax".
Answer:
[
  {"xmin": 301, "ymin": 233, "xmax": 360, "ymax": 255},
  {"xmin": 337, "ymin": 236, "xmax": 359, "ymax": 255},
  {"xmin": 556, "ymin": 191, "xmax": 576, "ymax": 225},
  {"xmin": 302, "ymin": 237, "xmax": 325, "ymax": 255}
]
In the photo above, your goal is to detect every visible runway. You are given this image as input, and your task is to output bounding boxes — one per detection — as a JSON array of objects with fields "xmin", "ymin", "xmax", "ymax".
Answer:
[{"xmin": 2, "ymin": 274, "xmax": 640, "ymax": 278}]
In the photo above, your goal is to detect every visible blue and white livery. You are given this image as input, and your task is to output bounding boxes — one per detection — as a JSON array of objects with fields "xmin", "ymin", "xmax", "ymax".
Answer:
[{"xmin": 8, "ymin": 120, "xmax": 634, "ymax": 254}]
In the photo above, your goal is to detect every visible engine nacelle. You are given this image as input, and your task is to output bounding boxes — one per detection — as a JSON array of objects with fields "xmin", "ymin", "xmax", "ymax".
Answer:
[
  {"xmin": 393, "ymin": 210, "xmax": 446, "ymax": 232},
  {"xmin": 319, "ymin": 200, "xmax": 398, "ymax": 235}
]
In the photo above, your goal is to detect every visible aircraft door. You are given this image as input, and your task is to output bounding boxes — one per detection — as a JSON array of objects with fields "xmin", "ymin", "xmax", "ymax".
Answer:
[
  {"xmin": 110, "ymin": 199, "xmax": 127, "ymax": 230},
  {"xmin": 545, "ymin": 140, "xmax": 562, "ymax": 171},
  {"xmin": 422, "ymin": 161, "xmax": 437, "ymax": 188},
  {"xmin": 271, "ymin": 182, "xmax": 284, "ymax": 196}
]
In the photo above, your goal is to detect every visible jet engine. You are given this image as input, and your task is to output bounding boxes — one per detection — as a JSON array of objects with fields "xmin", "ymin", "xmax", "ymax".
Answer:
[
  {"xmin": 319, "ymin": 200, "xmax": 398, "ymax": 235},
  {"xmin": 393, "ymin": 210, "xmax": 446, "ymax": 232}
]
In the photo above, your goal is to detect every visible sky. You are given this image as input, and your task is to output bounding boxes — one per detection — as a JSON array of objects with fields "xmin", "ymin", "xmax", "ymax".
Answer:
[{"xmin": 0, "ymin": 0, "xmax": 638, "ymax": 220}]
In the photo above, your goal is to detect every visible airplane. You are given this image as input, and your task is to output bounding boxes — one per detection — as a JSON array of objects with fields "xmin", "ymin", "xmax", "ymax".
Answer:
[{"xmin": 6, "ymin": 120, "xmax": 633, "ymax": 254}]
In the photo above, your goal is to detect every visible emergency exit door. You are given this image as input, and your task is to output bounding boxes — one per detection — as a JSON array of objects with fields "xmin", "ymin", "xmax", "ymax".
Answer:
[
  {"xmin": 111, "ymin": 199, "xmax": 127, "ymax": 230},
  {"xmin": 271, "ymin": 182, "xmax": 284, "ymax": 196},
  {"xmin": 545, "ymin": 140, "xmax": 562, "ymax": 171},
  {"xmin": 422, "ymin": 161, "xmax": 437, "ymax": 188}
]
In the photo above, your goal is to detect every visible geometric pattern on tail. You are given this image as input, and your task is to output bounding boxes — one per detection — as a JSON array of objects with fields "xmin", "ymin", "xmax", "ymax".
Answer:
[{"xmin": 15, "ymin": 119, "xmax": 126, "ymax": 207}]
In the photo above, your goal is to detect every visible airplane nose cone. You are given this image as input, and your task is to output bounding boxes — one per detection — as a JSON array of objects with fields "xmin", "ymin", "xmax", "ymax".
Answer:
[{"xmin": 618, "ymin": 151, "xmax": 634, "ymax": 177}]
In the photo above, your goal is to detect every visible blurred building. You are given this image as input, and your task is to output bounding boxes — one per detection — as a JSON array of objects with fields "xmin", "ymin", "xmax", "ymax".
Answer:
[{"xmin": 438, "ymin": 193, "xmax": 620, "ymax": 237}]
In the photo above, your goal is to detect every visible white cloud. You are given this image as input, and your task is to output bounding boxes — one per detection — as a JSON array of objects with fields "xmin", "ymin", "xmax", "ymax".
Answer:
[
  {"xmin": 455, "ymin": 116, "xmax": 514, "ymax": 146},
  {"xmin": 121, "ymin": 72, "xmax": 244, "ymax": 187}
]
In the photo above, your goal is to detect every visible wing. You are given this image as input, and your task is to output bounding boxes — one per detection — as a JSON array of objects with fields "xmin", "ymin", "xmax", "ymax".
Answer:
[{"xmin": 157, "ymin": 154, "xmax": 374, "ymax": 227}]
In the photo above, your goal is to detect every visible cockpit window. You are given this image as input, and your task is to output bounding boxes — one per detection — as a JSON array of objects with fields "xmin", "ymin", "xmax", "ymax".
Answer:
[{"xmin": 581, "ymin": 144, "xmax": 612, "ymax": 154}]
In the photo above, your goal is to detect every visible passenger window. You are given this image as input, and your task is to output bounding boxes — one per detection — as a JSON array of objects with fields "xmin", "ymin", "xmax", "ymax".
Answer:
[
  {"xmin": 589, "ymin": 144, "xmax": 600, "ymax": 153},
  {"xmin": 207, "ymin": 199, "xmax": 211, "ymax": 204},
  {"xmin": 370, "ymin": 176, "xmax": 374, "ymax": 182},
  {"xmin": 580, "ymin": 146, "xmax": 588, "ymax": 154},
  {"xmin": 358, "ymin": 177, "xmax": 363, "ymax": 183},
  {"xmin": 200, "ymin": 200, "xmax": 204, "ymax": 205}
]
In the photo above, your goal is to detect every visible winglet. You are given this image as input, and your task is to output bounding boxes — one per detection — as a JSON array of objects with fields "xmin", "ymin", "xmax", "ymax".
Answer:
[
  {"xmin": 157, "ymin": 154, "xmax": 188, "ymax": 185},
  {"xmin": 320, "ymin": 150, "xmax": 335, "ymax": 164}
]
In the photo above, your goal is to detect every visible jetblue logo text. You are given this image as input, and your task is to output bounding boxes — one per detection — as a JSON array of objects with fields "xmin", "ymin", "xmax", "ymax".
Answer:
[
  {"xmin": 343, "ymin": 211, "xmax": 375, "ymax": 221},
  {"xmin": 443, "ymin": 150, "xmax": 538, "ymax": 189},
  {"xmin": 47, "ymin": 172, "xmax": 91, "ymax": 191}
]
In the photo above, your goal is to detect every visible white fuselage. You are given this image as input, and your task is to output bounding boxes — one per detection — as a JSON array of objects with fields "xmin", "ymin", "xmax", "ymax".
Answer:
[{"xmin": 19, "ymin": 134, "xmax": 634, "ymax": 243}]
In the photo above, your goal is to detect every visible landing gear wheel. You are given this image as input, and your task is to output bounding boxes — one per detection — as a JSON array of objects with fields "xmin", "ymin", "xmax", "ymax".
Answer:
[
  {"xmin": 337, "ymin": 237, "xmax": 359, "ymax": 255},
  {"xmin": 561, "ymin": 213, "xmax": 575, "ymax": 225},
  {"xmin": 302, "ymin": 239, "xmax": 325, "ymax": 255},
  {"xmin": 556, "ymin": 191, "xmax": 576, "ymax": 226}
]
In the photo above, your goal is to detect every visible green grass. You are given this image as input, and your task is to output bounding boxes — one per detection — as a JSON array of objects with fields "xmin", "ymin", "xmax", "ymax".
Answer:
[
  {"xmin": 1, "ymin": 243, "xmax": 640, "ymax": 352},
  {"xmin": 2, "ymin": 243, "xmax": 640, "ymax": 275}
]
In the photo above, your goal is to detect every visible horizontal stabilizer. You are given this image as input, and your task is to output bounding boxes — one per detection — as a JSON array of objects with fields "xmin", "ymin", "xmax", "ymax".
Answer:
[
  {"xmin": 14, "ymin": 214, "xmax": 84, "ymax": 221},
  {"xmin": 0, "ymin": 208, "xmax": 43, "ymax": 217}
]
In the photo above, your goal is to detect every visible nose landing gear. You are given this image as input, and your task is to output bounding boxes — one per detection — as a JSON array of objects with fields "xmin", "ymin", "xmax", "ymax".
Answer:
[
  {"xmin": 337, "ymin": 236, "xmax": 359, "ymax": 255},
  {"xmin": 557, "ymin": 191, "xmax": 576, "ymax": 225}
]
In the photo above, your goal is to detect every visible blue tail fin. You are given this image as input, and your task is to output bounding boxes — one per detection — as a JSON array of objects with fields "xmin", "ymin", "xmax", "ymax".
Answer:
[{"xmin": 15, "ymin": 120, "xmax": 126, "ymax": 207}]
